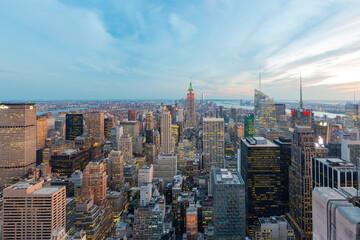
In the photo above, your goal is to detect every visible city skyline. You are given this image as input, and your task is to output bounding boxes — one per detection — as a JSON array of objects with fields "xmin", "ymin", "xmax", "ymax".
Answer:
[{"xmin": 1, "ymin": 0, "xmax": 360, "ymax": 100}]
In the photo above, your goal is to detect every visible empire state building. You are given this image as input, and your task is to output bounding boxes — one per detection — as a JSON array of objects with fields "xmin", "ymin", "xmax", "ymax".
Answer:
[{"xmin": 185, "ymin": 82, "xmax": 196, "ymax": 128}]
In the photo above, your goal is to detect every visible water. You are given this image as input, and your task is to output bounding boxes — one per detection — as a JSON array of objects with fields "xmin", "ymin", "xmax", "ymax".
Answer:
[
  {"xmin": 213, "ymin": 100, "xmax": 344, "ymax": 118},
  {"xmin": 37, "ymin": 107, "xmax": 89, "ymax": 115}
]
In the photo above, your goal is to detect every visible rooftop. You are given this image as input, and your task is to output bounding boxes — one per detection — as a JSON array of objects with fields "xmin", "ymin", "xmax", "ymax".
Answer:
[
  {"xmin": 203, "ymin": 117, "xmax": 224, "ymax": 122},
  {"xmin": 242, "ymin": 137, "xmax": 278, "ymax": 147},
  {"xmin": 314, "ymin": 158, "xmax": 356, "ymax": 170},
  {"xmin": 213, "ymin": 168, "xmax": 244, "ymax": 185}
]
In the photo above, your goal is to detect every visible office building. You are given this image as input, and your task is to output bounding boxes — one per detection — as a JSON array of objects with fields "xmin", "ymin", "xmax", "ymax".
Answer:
[
  {"xmin": 0, "ymin": 103, "xmax": 37, "ymax": 189},
  {"xmin": 177, "ymin": 108, "xmax": 184, "ymax": 122},
  {"xmin": 50, "ymin": 149, "xmax": 88, "ymax": 177},
  {"xmin": 211, "ymin": 168, "xmax": 245, "ymax": 239},
  {"xmin": 138, "ymin": 164, "xmax": 154, "ymax": 185},
  {"xmin": 244, "ymin": 113, "xmax": 254, "ymax": 138},
  {"xmin": 160, "ymin": 110, "xmax": 173, "ymax": 153},
  {"xmin": 65, "ymin": 113, "xmax": 83, "ymax": 141},
  {"xmin": 133, "ymin": 206, "xmax": 153, "ymax": 240},
  {"xmin": 107, "ymin": 150, "xmax": 125, "ymax": 190},
  {"xmin": 86, "ymin": 112, "xmax": 105, "ymax": 147},
  {"xmin": 290, "ymin": 108, "xmax": 313, "ymax": 128},
  {"xmin": 185, "ymin": 82, "xmax": 196, "ymax": 128},
  {"xmin": 71, "ymin": 170, "xmax": 83, "ymax": 188},
  {"xmin": 3, "ymin": 181, "xmax": 66, "ymax": 240},
  {"xmin": 274, "ymin": 137, "xmax": 292, "ymax": 214},
  {"xmin": 186, "ymin": 204, "xmax": 198, "ymax": 240},
  {"xmin": 341, "ymin": 139, "xmax": 360, "ymax": 165},
  {"xmin": 82, "ymin": 161, "xmax": 106, "ymax": 206},
  {"xmin": 121, "ymin": 120, "xmax": 140, "ymax": 139},
  {"xmin": 345, "ymin": 102, "xmax": 359, "ymax": 129},
  {"xmin": 253, "ymin": 216, "xmax": 295, "ymax": 240},
  {"xmin": 313, "ymin": 187, "xmax": 360, "ymax": 240},
  {"xmin": 104, "ymin": 115, "xmax": 115, "ymax": 140},
  {"xmin": 37, "ymin": 115, "xmax": 47, "ymax": 149},
  {"xmin": 261, "ymin": 128, "xmax": 284, "ymax": 141},
  {"xmin": 254, "ymin": 90, "xmax": 277, "ymax": 136},
  {"xmin": 314, "ymin": 121, "xmax": 329, "ymax": 145},
  {"xmin": 140, "ymin": 182, "xmax": 152, "ymax": 206},
  {"xmin": 146, "ymin": 112, "xmax": 154, "ymax": 130},
  {"xmin": 240, "ymin": 137, "xmax": 281, "ymax": 234},
  {"xmin": 288, "ymin": 126, "xmax": 316, "ymax": 240},
  {"xmin": 119, "ymin": 133, "xmax": 133, "ymax": 164},
  {"xmin": 153, "ymin": 153, "xmax": 177, "ymax": 183},
  {"xmin": 312, "ymin": 157, "xmax": 358, "ymax": 189},
  {"xmin": 203, "ymin": 117, "xmax": 225, "ymax": 170},
  {"xmin": 128, "ymin": 110, "xmax": 136, "ymax": 121}
]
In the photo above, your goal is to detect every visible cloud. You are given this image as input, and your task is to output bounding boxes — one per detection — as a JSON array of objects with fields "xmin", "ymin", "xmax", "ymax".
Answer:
[{"xmin": 169, "ymin": 13, "xmax": 197, "ymax": 43}]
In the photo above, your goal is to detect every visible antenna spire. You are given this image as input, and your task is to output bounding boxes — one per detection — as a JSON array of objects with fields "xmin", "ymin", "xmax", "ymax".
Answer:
[
  {"xmin": 259, "ymin": 66, "xmax": 261, "ymax": 92},
  {"xmin": 300, "ymin": 73, "xmax": 303, "ymax": 109}
]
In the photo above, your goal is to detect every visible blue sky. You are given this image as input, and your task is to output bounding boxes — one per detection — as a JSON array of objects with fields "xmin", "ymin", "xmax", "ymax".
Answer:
[{"xmin": 0, "ymin": 0, "xmax": 360, "ymax": 101}]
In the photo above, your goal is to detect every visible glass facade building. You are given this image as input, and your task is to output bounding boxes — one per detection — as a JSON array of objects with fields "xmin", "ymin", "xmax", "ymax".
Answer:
[
  {"xmin": 244, "ymin": 113, "xmax": 254, "ymax": 138},
  {"xmin": 254, "ymin": 89, "xmax": 277, "ymax": 136},
  {"xmin": 65, "ymin": 113, "xmax": 83, "ymax": 141}
]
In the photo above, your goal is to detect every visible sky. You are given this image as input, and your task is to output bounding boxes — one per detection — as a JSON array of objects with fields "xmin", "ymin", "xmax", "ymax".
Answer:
[{"xmin": 0, "ymin": 0, "xmax": 360, "ymax": 101}]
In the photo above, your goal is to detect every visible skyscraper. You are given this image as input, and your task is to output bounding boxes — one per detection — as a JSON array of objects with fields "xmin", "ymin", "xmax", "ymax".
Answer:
[
  {"xmin": 3, "ymin": 181, "xmax": 66, "ymax": 240},
  {"xmin": 36, "ymin": 115, "xmax": 47, "ymax": 149},
  {"xmin": 185, "ymin": 82, "xmax": 196, "ymax": 128},
  {"xmin": 240, "ymin": 137, "xmax": 281, "ymax": 235},
  {"xmin": 82, "ymin": 161, "xmax": 107, "ymax": 206},
  {"xmin": 118, "ymin": 133, "xmax": 133, "ymax": 164},
  {"xmin": 186, "ymin": 204, "xmax": 198, "ymax": 240},
  {"xmin": 288, "ymin": 126, "xmax": 315, "ymax": 240},
  {"xmin": 0, "ymin": 103, "xmax": 37, "ymax": 189},
  {"xmin": 65, "ymin": 113, "xmax": 83, "ymax": 141},
  {"xmin": 128, "ymin": 110, "xmax": 136, "ymax": 121},
  {"xmin": 104, "ymin": 115, "xmax": 115, "ymax": 140},
  {"xmin": 211, "ymin": 168, "xmax": 246, "ymax": 239},
  {"xmin": 160, "ymin": 110, "xmax": 173, "ymax": 153},
  {"xmin": 254, "ymin": 89, "xmax": 277, "ymax": 136},
  {"xmin": 345, "ymin": 102, "xmax": 359, "ymax": 129},
  {"xmin": 146, "ymin": 112, "xmax": 154, "ymax": 130},
  {"xmin": 86, "ymin": 112, "xmax": 105, "ymax": 147},
  {"xmin": 107, "ymin": 150, "xmax": 125, "ymax": 190},
  {"xmin": 244, "ymin": 113, "xmax": 254, "ymax": 138},
  {"xmin": 203, "ymin": 117, "xmax": 225, "ymax": 170}
]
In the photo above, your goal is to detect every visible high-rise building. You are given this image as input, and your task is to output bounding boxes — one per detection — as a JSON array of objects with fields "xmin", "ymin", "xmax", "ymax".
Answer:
[
  {"xmin": 314, "ymin": 121, "xmax": 329, "ymax": 145},
  {"xmin": 254, "ymin": 89, "xmax": 277, "ymax": 136},
  {"xmin": 160, "ymin": 110, "xmax": 173, "ymax": 153},
  {"xmin": 312, "ymin": 157, "xmax": 358, "ymax": 189},
  {"xmin": 313, "ymin": 187, "xmax": 360, "ymax": 240},
  {"xmin": 146, "ymin": 112, "xmax": 154, "ymax": 130},
  {"xmin": 82, "ymin": 161, "xmax": 107, "ymax": 206},
  {"xmin": 153, "ymin": 153, "xmax": 177, "ymax": 183},
  {"xmin": 50, "ymin": 149, "xmax": 88, "ymax": 177},
  {"xmin": 290, "ymin": 108, "xmax": 313, "ymax": 128},
  {"xmin": 186, "ymin": 204, "xmax": 198, "ymax": 240},
  {"xmin": 0, "ymin": 103, "xmax": 37, "ymax": 189},
  {"xmin": 341, "ymin": 139, "xmax": 360, "ymax": 165},
  {"xmin": 118, "ymin": 133, "xmax": 133, "ymax": 164},
  {"xmin": 211, "ymin": 168, "xmax": 246, "ymax": 239},
  {"xmin": 244, "ymin": 113, "xmax": 254, "ymax": 138},
  {"xmin": 128, "ymin": 110, "xmax": 137, "ymax": 121},
  {"xmin": 36, "ymin": 115, "xmax": 47, "ymax": 149},
  {"xmin": 253, "ymin": 216, "xmax": 295, "ymax": 240},
  {"xmin": 65, "ymin": 113, "xmax": 83, "ymax": 141},
  {"xmin": 274, "ymin": 137, "xmax": 292, "ymax": 214},
  {"xmin": 138, "ymin": 164, "xmax": 154, "ymax": 186},
  {"xmin": 185, "ymin": 82, "xmax": 196, "ymax": 128},
  {"xmin": 288, "ymin": 126, "xmax": 315, "ymax": 240},
  {"xmin": 86, "ymin": 112, "xmax": 105, "ymax": 147},
  {"xmin": 107, "ymin": 151, "xmax": 124, "ymax": 190},
  {"xmin": 240, "ymin": 137, "xmax": 281, "ymax": 235},
  {"xmin": 177, "ymin": 108, "xmax": 184, "ymax": 123},
  {"xmin": 3, "ymin": 181, "xmax": 66, "ymax": 240},
  {"xmin": 104, "ymin": 115, "xmax": 115, "ymax": 140},
  {"xmin": 231, "ymin": 107, "xmax": 237, "ymax": 121},
  {"xmin": 345, "ymin": 102, "xmax": 359, "ymax": 129},
  {"xmin": 133, "ymin": 206, "xmax": 153, "ymax": 240},
  {"xmin": 203, "ymin": 117, "xmax": 225, "ymax": 170}
]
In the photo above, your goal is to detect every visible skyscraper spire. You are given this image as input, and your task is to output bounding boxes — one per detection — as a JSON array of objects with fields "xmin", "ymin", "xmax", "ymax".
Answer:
[
  {"xmin": 300, "ymin": 73, "xmax": 303, "ymax": 109},
  {"xmin": 190, "ymin": 82, "xmax": 192, "ymax": 90}
]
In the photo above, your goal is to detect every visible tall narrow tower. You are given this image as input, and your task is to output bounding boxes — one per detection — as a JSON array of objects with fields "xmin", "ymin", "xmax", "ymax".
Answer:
[{"xmin": 185, "ymin": 82, "xmax": 196, "ymax": 128}]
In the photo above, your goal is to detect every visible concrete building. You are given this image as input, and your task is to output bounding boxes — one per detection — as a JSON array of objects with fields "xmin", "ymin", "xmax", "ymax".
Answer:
[
  {"xmin": 119, "ymin": 133, "xmax": 133, "ymax": 164},
  {"xmin": 253, "ymin": 216, "xmax": 295, "ymax": 240},
  {"xmin": 203, "ymin": 117, "xmax": 225, "ymax": 170},
  {"xmin": 37, "ymin": 115, "xmax": 48, "ymax": 149},
  {"xmin": 71, "ymin": 170, "xmax": 83, "ymax": 188},
  {"xmin": 186, "ymin": 204, "xmax": 198, "ymax": 240},
  {"xmin": 313, "ymin": 187, "xmax": 360, "ymax": 240},
  {"xmin": 185, "ymin": 82, "xmax": 196, "ymax": 128},
  {"xmin": 146, "ymin": 112, "xmax": 154, "ymax": 131},
  {"xmin": 341, "ymin": 139, "xmax": 360, "ymax": 165},
  {"xmin": 138, "ymin": 164, "xmax": 154, "ymax": 186},
  {"xmin": 211, "ymin": 168, "xmax": 246, "ymax": 239},
  {"xmin": 82, "ymin": 161, "xmax": 106, "ymax": 206},
  {"xmin": 2, "ymin": 181, "xmax": 66, "ymax": 240},
  {"xmin": 133, "ymin": 206, "xmax": 153, "ymax": 240},
  {"xmin": 153, "ymin": 153, "xmax": 177, "ymax": 183},
  {"xmin": 160, "ymin": 110, "xmax": 174, "ymax": 153},
  {"xmin": 140, "ymin": 182, "xmax": 152, "ymax": 206},
  {"xmin": 107, "ymin": 151, "xmax": 125, "ymax": 190},
  {"xmin": 128, "ymin": 110, "xmax": 137, "ymax": 121},
  {"xmin": 0, "ymin": 103, "xmax": 37, "ymax": 189},
  {"xmin": 86, "ymin": 112, "xmax": 105, "ymax": 147}
]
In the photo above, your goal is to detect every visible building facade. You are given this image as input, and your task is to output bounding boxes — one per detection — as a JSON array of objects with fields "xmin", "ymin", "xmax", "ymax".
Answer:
[
  {"xmin": 185, "ymin": 82, "xmax": 196, "ymax": 128},
  {"xmin": 203, "ymin": 117, "xmax": 225, "ymax": 170}
]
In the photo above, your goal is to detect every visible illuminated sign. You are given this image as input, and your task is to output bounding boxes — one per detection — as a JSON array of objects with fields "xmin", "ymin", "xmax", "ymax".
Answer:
[
  {"xmin": 0, "ymin": 105, "xmax": 9, "ymax": 109},
  {"xmin": 303, "ymin": 111, "xmax": 310, "ymax": 115},
  {"xmin": 291, "ymin": 110, "xmax": 295, "ymax": 115}
]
